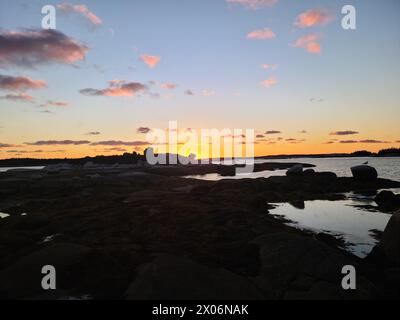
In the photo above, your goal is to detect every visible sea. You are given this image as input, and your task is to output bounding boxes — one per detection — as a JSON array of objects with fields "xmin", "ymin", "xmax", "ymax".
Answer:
[{"xmin": 185, "ymin": 157, "xmax": 400, "ymax": 257}]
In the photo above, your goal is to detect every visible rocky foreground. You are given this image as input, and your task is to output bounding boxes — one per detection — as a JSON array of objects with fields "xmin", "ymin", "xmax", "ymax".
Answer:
[{"xmin": 0, "ymin": 163, "xmax": 400, "ymax": 300}]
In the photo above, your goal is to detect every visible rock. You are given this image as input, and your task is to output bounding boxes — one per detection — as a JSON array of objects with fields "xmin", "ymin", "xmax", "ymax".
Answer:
[
  {"xmin": 251, "ymin": 233, "xmax": 375, "ymax": 299},
  {"xmin": 43, "ymin": 163, "xmax": 73, "ymax": 173},
  {"xmin": 286, "ymin": 164, "xmax": 303, "ymax": 176},
  {"xmin": 83, "ymin": 162, "xmax": 95, "ymax": 169},
  {"xmin": 315, "ymin": 233, "xmax": 345, "ymax": 249},
  {"xmin": 0, "ymin": 243, "xmax": 91, "ymax": 299},
  {"xmin": 351, "ymin": 165, "xmax": 378, "ymax": 182},
  {"xmin": 30, "ymin": 173, "xmax": 43, "ymax": 180},
  {"xmin": 289, "ymin": 200, "xmax": 305, "ymax": 209},
  {"xmin": 87, "ymin": 174, "xmax": 102, "ymax": 179},
  {"xmin": 381, "ymin": 210, "xmax": 400, "ymax": 266},
  {"xmin": 304, "ymin": 169, "xmax": 315, "ymax": 175},
  {"xmin": 125, "ymin": 254, "xmax": 263, "ymax": 300},
  {"xmin": 375, "ymin": 190, "xmax": 400, "ymax": 209}
]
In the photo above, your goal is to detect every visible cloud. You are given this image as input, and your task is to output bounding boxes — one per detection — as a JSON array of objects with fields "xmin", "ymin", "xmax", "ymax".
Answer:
[
  {"xmin": 310, "ymin": 97, "xmax": 324, "ymax": 102},
  {"xmin": 265, "ymin": 130, "xmax": 281, "ymax": 135},
  {"xmin": 137, "ymin": 127, "xmax": 151, "ymax": 134},
  {"xmin": 140, "ymin": 55, "xmax": 161, "ymax": 68},
  {"xmin": 293, "ymin": 34, "xmax": 322, "ymax": 54},
  {"xmin": 359, "ymin": 139, "xmax": 389, "ymax": 144},
  {"xmin": 0, "ymin": 74, "xmax": 47, "ymax": 91},
  {"xmin": 261, "ymin": 76, "xmax": 277, "ymax": 88},
  {"xmin": 0, "ymin": 93, "xmax": 33, "ymax": 102},
  {"xmin": 285, "ymin": 138, "xmax": 306, "ymax": 144},
  {"xmin": 262, "ymin": 64, "xmax": 278, "ymax": 70},
  {"xmin": 294, "ymin": 9, "xmax": 334, "ymax": 28},
  {"xmin": 323, "ymin": 139, "xmax": 390, "ymax": 145},
  {"xmin": 90, "ymin": 140, "xmax": 148, "ymax": 146},
  {"xmin": 86, "ymin": 131, "xmax": 101, "ymax": 136},
  {"xmin": 330, "ymin": 130, "xmax": 359, "ymax": 136},
  {"xmin": 0, "ymin": 143, "xmax": 17, "ymax": 148},
  {"xmin": 0, "ymin": 29, "xmax": 89, "ymax": 68},
  {"xmin": 226, "ymin": 0, "xmax": 278, "ymax": 9},
  {"xmin": 25, "ymin": 140, "xmax": 90, "ymax": 146},
  {"xmin": 185, "ymin": 89, "xmax": 195, "ymax": 96},
  {"xmin": 57, "ymin": 3, "xmax": 103, "ymax": 26},
  {"xmin": 42, "ymin": 100, "xmax": 69, "ymax": 107},
  {"xmin": 299, "ymin": 130, "xmax": 308, "ymax": 134},
  {"xmin": 256, "ymin": 134, "xmax": 265, "ymax": 138},
  {"xmin": 104, "ymin": 147, "xmax": 127, "ymax": 152},
  {"xmin": 247, "ymin": 28, "xmax": 276, "ymax": 40},
  {"xmin": 80, "ymin": 80, "xmax": 147, "ymax": 97},
  {"xmin": 202, "ymin": 90, "xmax": 216, "ymax": 97},
  {"xmin": 160, "ymin": 83, "xmax": 177, "ymax": 90}
]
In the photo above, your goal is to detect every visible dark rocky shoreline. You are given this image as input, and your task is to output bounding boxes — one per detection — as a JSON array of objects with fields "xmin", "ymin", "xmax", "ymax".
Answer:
[{"xmin": 0, "ymin": 163, "xmax": 399, "ymax": 300}]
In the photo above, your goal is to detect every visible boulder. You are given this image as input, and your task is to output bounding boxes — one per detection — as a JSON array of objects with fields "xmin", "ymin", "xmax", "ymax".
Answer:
[
  {"xmin": 0, "ymin": 243, "xmax": 91, "ymax": 299},
  {"xmin": 304, "ymin": 169, "xmax": 316, "ymax": 175},
  {"xmin": 381, "ymin": 210, "xmax": 400, "ymax": 266},
  {"xmin": 315, "ymin": 233, "xmax": 345, "ymax": 249},
  {"xmin": 125, "ymin": 254, "xmax": 263, "ymax": 300},
  {"xmin": 375, "ymin": 190, "xmax": 400, "ymax": 209},
  {"xmin": 251, "ymin": 233, "xmax": 375, "ymax": 299},
  {"xmin": 350, "ymin": 165, "xmax": 378, "ymax": 181},
  {"xmin": 286, "ymin": 164, "xmax": 303, "ymax": 176}
]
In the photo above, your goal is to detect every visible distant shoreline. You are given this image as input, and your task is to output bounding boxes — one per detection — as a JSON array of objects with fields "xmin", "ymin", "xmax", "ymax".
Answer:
[{"xmin": 0, "ymin": 151, "xmax": 399, "ymax": 168}]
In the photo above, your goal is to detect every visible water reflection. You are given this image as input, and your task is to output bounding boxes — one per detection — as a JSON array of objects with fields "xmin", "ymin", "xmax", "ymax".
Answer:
[
  {"xmin": 0, "ymin": 212, "xmax": 10, "ymax": 219},
  {"xmin": 270, "ymin": 197, "xmax": 393, "ymax": 258}
]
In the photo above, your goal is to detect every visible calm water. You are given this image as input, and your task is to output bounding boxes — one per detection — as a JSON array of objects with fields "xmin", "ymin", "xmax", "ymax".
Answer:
[
  {"xmin": 0, "ymin": 166, "xmax": 44, "ymax": 173},
  {"xmin": 185, "ymin": 157, "xmax": 400, "ymax": 258},
  {"xmin": 270, "ymin": 194, "xmax": 395, "ymax": 258},
  {"xmin": 185, "ymin": 157, "xmax": 400, "ymax": 181}
]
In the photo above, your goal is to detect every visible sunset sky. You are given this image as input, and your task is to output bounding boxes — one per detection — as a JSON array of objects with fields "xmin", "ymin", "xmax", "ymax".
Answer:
[{"xmin": 0, "ymin": 0, "xmax": 399, "ymax": 159}]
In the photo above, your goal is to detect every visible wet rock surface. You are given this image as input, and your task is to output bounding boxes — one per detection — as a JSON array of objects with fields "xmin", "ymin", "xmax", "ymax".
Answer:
[
  {"xmin": 375, "ymin": 191, "xmax": 400, "ymax": 210},
  {"xmin": 0, "ymin": 165, "xmax": 399, "ymax": 299}
]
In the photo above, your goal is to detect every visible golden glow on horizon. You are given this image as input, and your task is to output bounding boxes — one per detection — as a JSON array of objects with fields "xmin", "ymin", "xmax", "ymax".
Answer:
[{"xmin": 1, "ymin": 140, "xmax": 400, "ymax": 160}]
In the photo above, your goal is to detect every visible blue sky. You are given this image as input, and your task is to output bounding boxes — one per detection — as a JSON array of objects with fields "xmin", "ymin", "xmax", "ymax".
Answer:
[{"xmin": 0, "ymin": 0, "xmax": 399, "ymax": 157}]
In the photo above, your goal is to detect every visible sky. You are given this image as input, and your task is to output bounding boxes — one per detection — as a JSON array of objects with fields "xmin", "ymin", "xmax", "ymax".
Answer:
[{"xmin": 0, "ymin": 0, "xmax": 399, "ymax": 159}]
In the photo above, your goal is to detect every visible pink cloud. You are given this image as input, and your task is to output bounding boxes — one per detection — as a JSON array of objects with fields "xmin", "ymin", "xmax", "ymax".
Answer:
[
  {"xmin": 293, "ymin": 34, "xmax": 322, "ymax": 54},
  {"xmin": 160, "ymin": 83, "xmax": 177, "ymax": 90},
  {"xmin": 80, "ymin": 80, "xmax": 148, "ymax": 97},
  {"xmin": 226, "ymin": 0, "xmax": 278, "ymax": 9},
  {"xmin": 57, "ymin": 3, "xmax": 102, "ymax": 25},
  {"xmin": 294, "ymin": 9, "xmax": 334, "ymax": 28},
  {"xmin": 247, "ymin": 28, "xmax": 276, "ymax": 40},
  {"xmin": 261, "ymin": 76, "xmax": 277, "ymax": 88},
  {"xmin": 262, "ymin": 64, "xmax": 278, "ymax": 70},
  {"xmin": 202, "ymin": 90, "xmax": 216, "ymax": 97},
  {"xmin": 0, "ymin": 93, "xmax": 33, "ymax": 102},
  {"xmin": 140, "ymin": 54, "xmax": 161, "ymax": 68},
  {"xmin": 0, "ymin": 75, "xmax": 47, "ymax": 91},
  {"xmin": 0, "ymin": 29, "xmax": 89, "ymax": 68}
]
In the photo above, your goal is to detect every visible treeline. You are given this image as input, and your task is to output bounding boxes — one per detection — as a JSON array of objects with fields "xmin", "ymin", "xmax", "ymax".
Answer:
[
  {"xmin": 0, "ymin": 152, "xmax": 146, "ymax": 167},
  {"xmin": 351, "ymin": 148, "xmax": 400, "ymax": 157}
]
